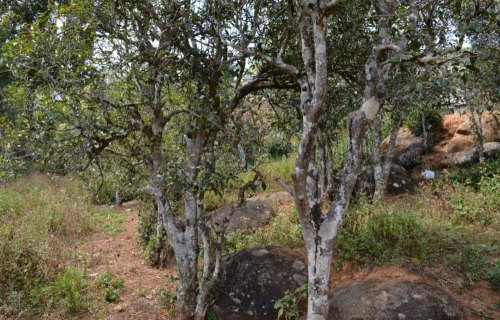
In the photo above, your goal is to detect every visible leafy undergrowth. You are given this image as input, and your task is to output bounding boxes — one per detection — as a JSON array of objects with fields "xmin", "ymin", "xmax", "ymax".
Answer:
[
  {"xmin": 0, "ymin": 174, "xmax": 122, "ymax": 319},
  {"xmin": 227, "ymin": 157, "xmax": 499, "ymax": 295}
]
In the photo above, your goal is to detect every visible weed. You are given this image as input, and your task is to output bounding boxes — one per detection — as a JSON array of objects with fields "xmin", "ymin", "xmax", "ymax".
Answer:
[
  {"xmin": 98, "ymin": 272, "xmax": 124, "ymax": 303},
  {"xmin": 336, "ymin": 206, "xmax": 442, "ymax": 266},
  {"xmin": 265, "ymin": 132, "xmax": 293, "ymax": 159},
  {"xmin": 159, "ymin": 288, "xmax": 177, "ymax": 307},
  {"xmin": 273, "ymin": 283, "xmax": 307, "ymax": 320},
  {"xmin": 0, "ymin": 175, "xmax": 92, "ymax": 315},
  {"xmin": 460, "ymin": 245, "xmax": 490, "ymax": 288}
]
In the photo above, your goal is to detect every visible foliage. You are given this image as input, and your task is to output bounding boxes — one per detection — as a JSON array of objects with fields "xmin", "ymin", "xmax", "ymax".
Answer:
[
  {"xmin": 448, "ymin": 171, "xmax": 499, "ymax": 226},
  {"xmin": 265, "ymin": 132, "xmax": 293, "ymax": 159},
  {"xmin": 273, "ymin": 283, "xmax": 307, "ymax": 320},
  {"xmin": 449, "ymin": 158, "xmax": 500, "ymax": 192},
  {"xmin": 487, "ymin": 260, "xmax": 500, "ymax": 292},
  {"xmin": 98, "ymin": 272, "xmax": 124, "ymax": 303},
  {"xmin": 159, "ymin": 288, "xmax": 177, "ymax": 307},
  {"xmin": 403, "ymin": 104, "xmax": 443, "ymax": 144},
  {"xmin": 49, "ymin": 266, "xmax": 87, "ymax": 314}
]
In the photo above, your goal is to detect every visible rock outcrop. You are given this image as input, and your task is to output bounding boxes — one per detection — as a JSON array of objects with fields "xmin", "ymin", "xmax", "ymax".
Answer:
[
  {"xmin": 425, "ymin": 111, "xmax": 499, "ymax": 167},
  {"xmin": 329, "ymin": 278, "xmax": 469, "ymax": 320},
  {"xmin": 355, "ymin": 164, "xmax": 414, "ymax": 197},
  {"xmin": 208, "ymin": 199, "xmax": 276, "ymax": 233},
  {"xmin": 212, "ymin": 246, "xmax": 307, "ymax": 320}
]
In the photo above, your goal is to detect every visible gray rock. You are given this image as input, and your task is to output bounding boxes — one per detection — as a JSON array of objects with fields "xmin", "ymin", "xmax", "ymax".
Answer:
[
  {"xmin": 209, "ymin": 199, "xmax": 276, "ymax": 233},
  {"xmin": 355, "ymin": 164, "xmax": 414, "ymax": 197},
  {"xmin": 212, "ymin": 246, "xmax": 307, "ymax": 320},
  {"xmin": 397, "ymin": 142, "xmax": 425, "ymax": 168},
  {"xmin": 329, "ymin": 278, "xmax": 469, "ymax": 320}
]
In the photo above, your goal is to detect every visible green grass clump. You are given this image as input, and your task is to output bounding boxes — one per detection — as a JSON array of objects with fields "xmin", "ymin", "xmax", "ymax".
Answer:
[
  {"xmin": 48, "ymin": 266, "xmax": 87, "ymax": 314},
  {"xmin": 460, "ymin": 245, "xmax": 491, "ymax": 287},
  {"xmin": 336, "ymin": 206, "xmax": 438, "ymax": 266},
  {"xmin": 91, "ymin": 208, "xmax": 125, "ymax": 235}
]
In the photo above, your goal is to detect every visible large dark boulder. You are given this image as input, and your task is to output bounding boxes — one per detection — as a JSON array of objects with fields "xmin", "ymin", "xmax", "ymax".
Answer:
[
  {"xmin": 329, "ymin": 279, "xmax": 469, "ymax": 320},
  {"xmin": 209, "ymin": 199, "xmax": 275, "ymax": 233},
  {"xmin": 212, "ymin": 246, "xmax": 307, "ymax": 320},
  {"xmin": 355, "ymin": 164, "xmax": 414, "ymax": 197},
  {"xmin": 396, "ymin": 142, "xmax": 425, "ymax": 168}
]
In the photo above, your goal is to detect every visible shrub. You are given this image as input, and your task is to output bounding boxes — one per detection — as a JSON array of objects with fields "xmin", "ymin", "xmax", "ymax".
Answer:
[
  {"xmin": 274, "ymin": 283, "xmax": 307, "ymax": 320},
  {"xmin": 403, "ymin": 106, "xmax": 443, "ymax": 148},
  {"xmin": 50, "ymin": 266, "xmax": 86, "ymax": 314},
  {"xmin": 265, "ymin": 132, "xmax": 293, "ymax": 159},
  {"xmin": 225, "ymin": 206, "xmax": 303, "ymax": 253},
  {"xmin": 449, "ymin": 158, "xmax": 500, "ymax": 192}
]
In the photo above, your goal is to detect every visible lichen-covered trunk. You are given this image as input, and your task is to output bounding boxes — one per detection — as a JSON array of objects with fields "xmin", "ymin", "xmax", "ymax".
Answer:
[
  {"xmin": 374, "ymin": 109, "xmax": 402, "ymax": 200},
  {"xmin": 372, "ymin": 115, "xmax": 384, "ymax": 198}
]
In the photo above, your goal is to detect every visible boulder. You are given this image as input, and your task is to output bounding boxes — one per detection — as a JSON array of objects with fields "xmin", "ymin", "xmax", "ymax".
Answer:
[
  {"xmin": 381, "ymin": 128, "xmax": 424, "ymax": 169},
  {"xmin": 484, "ymin": 141, "xmax": 500, "ymax": 158},
  {"xmin": 212, "ymin": 246, "xmax": 307, "ymax": 320},
  {"xmin": 209, "ymin": 199, "xmax": 275, "ymax": 233},
  {"xmin": 396, "ymin": 142, "xmax": 425, "ymax": 168},
  {"xmin": 355, "ymin": 164, "xmax": 414, "ymax": 197},
  {"xmin": 426, "ymin": 142, "xmax": 500, "ymax": 168},
  {"xmin": 453, "ymin": 111, "xmax": 499, "ymax": 142},
  {"xmin": 329, "ymin": 278, "xmax": 468, "ymax": 320}
]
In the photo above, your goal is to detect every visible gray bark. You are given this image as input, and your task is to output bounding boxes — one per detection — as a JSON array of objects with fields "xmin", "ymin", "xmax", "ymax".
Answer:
[{"xmin": 374, "ymin": 108, "xmax": 402, "ymax": 200}]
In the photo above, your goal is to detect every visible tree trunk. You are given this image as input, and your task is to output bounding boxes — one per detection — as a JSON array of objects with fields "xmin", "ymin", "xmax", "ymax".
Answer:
[
  {"xmin": 372, "ymin": 114, "xmax": 384, "ymax": 199},
  {"xmin": 421, "ymin": 112, "xmax": 428, "ymax": 151},
  {"xmin": 471, "ymin": 107, "xmax": 485, "ymax": 163},
  {"xmin": 374, "ymin": 109, "xmax": 402, "ymax": 200}
]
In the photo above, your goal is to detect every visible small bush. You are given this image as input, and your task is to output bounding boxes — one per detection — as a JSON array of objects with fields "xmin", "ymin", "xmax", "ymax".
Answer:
[
  {"xmin": 274, "ymin": 283, "xmax": 307, "ymax": 320},
  {"xmin": 98, "ymin": 272, "xmax": 124, "ymax": 303},
  {"xmin": 50, "ymin": 266, "xmax": 86, "ymax": 314},
  {"xmin": 404, "ymin": 107, "xmax": 443, "ymax": 146},
  {"xmin": 449, "ymin": 158, "xmax": 500, "ymax": 192},
  {"xmin": 265, "ymin": 132, "xmax": 293, "ymax": 159}
]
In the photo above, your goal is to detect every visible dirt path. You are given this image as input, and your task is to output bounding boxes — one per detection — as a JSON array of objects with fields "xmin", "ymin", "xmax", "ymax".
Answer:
[{"xmin": 80, "ymin": 202, "xmax": 176, "ymax": 320}]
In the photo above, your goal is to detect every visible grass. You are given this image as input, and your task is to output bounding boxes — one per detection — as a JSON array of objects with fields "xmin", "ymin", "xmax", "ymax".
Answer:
[
  {"xmin": 223, "ymin": 157, "xmax": 499, "ymax": 294},
  {"xmin": 225, "ymin": 206, "xmax": 304, "ymax": 253},
  {"xmin": 204, "ymin": 156, "xmax": 296, "ymax": 211},
  {"xmin": 91, "ymin": 207, "xmax": 125, "ymax": 235},
  {"xmin": 0, "ymin": 174, "xmax": 123, "ymax": 318}
]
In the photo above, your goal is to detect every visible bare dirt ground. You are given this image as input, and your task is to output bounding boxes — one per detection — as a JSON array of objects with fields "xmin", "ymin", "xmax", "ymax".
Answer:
[
  {"xmin": 80, "ymin": 202, "xmax": 176, "ymax": 320},
  {"xmin": 80, "ymin": 197, "xmax": 499, "ymax": 320}
]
